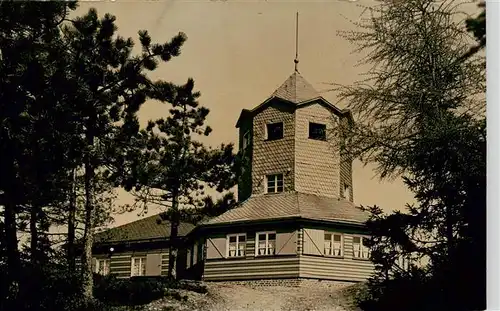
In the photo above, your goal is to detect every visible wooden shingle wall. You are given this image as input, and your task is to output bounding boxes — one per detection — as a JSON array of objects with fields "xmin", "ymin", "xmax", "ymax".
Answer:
[
  {"xmin": 251, "ymin": 102, "xmax": 296, "ymax": 195},
  {"xmin": 294, "ymin": 103, "xmax": 340, "ymax": 198}
]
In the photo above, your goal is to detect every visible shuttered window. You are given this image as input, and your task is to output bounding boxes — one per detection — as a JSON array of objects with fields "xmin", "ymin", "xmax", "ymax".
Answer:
[
  {"xmin": 95, "ymin": 259, "xmax": 110, "ymax": 275},
  {"xmin": 324, "ymin": 233, "xmax": 343, "ymax": 257},
  {"xmin": 227, "ymin": 234, "xmax": 246, "ymax": 257},
  {"xmin": 242, "ymin": 130, "xmax": 251, "ymax": 150},
  {"xmin": 255, "ymin": 232, "xmax": 276, "ymax": 256},
  {"xmin": 131, "ymin": 257, "xmax": 147, "ymax": 276},
  {"xmin": 352, "ymin": 236, "xmax": 370, "ymax": 259}
]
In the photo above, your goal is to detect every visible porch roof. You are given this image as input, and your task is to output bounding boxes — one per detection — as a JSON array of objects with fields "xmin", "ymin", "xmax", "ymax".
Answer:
[{"xmin": 201, "ymin": 192, "xmax": 369, "ymax": 226}]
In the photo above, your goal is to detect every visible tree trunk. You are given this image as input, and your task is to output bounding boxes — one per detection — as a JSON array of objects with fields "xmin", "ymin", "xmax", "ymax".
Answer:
[
  {"xmin": 67, "ymin": 168, "xmax": 77, "ymax": 271},
  {"xmin": 30, "ymin": 205, "xmax": 39, "ymax": 265},
  {"xmin": 81, "ymin": 135, "xmax": 95, "ymax": 302},
  {"xmin": 3, "ymin": 201, "xmax": 21, "ymax": 309},
  {"xmin": 167, "ymin": 189, "xmax": 180, "ymax": 279}
]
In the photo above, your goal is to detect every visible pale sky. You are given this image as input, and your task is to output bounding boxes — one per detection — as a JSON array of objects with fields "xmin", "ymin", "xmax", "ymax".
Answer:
[{"xmin": 70, "ymin": 0, "xmax": 478, "ymax": 228}]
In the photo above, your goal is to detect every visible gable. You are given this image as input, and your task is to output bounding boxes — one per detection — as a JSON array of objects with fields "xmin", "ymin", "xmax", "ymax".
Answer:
[{"xmin": 236, "ymin": 96, "xmax": 349, "ymax": 129}]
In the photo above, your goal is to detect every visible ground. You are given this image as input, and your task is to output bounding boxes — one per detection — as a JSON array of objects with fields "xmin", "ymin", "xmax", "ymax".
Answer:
[{"xmin": 141, "ymin": 282, "xmax": 359, "ymax": 311}]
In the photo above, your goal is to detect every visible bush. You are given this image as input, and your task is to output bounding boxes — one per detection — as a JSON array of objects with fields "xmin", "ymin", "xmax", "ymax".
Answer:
[{"xmin": 94, "ymin": 275, "xmax": 173, "ymax": 306}]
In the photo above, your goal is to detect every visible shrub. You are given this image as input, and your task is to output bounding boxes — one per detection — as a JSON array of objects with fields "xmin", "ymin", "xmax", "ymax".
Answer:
[{"xmin": 94, "ymin": 275, "xmax": 172, "ymax": 306}]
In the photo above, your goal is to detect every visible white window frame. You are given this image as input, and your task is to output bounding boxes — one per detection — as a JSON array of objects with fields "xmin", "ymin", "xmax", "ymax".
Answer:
[
  {"xmin": 343, "ymin": 184, "xmax": 351, "ymax": 201},
  {"xmin": 265, "ymin": 173, "xmax": 284, "ymax": 193},
  {"xmin": 255, "ymin": 231, "xmax": 276, "ymax": 256},
  {"xmin": 242, "ymin": 130, "xmax": 251, "ymax": 150},
  {"xmin": 265, "ymin": 122, "xmax": 284, "ymax": 141},
  {"xmin": 352, "ymin": 235, "xmax": 370, "ymax": 260},
  {"xmin": 226, "ymin": 233, "xmax": 246, "ymax": 258},
  {"xmin": 95, "ymin": 258, "xmax": 110, "ymax": 275},
  {"xmin": 131, "ymin": 256, "xmax": 147, "ymax": 276},
  {"xmin": 324, "ymin": 232, "xmax": 344, "ymax": 257}
]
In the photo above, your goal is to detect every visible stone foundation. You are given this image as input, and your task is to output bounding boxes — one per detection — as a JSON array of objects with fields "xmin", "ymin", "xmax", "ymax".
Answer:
[{"xmin": 208, "ymin": 278, "xmax": 356, "ymax": 288}]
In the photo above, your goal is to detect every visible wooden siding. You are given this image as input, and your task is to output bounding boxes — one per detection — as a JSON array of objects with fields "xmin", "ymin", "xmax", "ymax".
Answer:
[
  {"xmin": 205, "ymin": 229, "xmax": 297, "ymax": 260},
  {"xmin": 299, "ymin": 226, "xmax": 374, "ymax": 282},
  {"xmin": 294, "ymin": 103, "xmax": 340, "ymax": 198},
  {"xmin": 110, "ymin": 254, "xmax": 132, "ymax": 278},
  {"xmin": 160, "ymin": 252, "xmax": 170, "ymax": 276},
  {"xmin": 82, "ymin": 249, "xmax": 170, "ymax": 278},
  {"xmin": 303, "ymin": 228, "xmax": 324, "ymax": 256},
  {"xmin": 203, "ymin": 256, "xmax": 300, "ymax": 281},
  {"xmin": 299, "ymin": 255, "xmax": 374, "ymax": 282},
  {"xmin": 251, "ymin": 102, "xmax": 296, "ymax": 195}
]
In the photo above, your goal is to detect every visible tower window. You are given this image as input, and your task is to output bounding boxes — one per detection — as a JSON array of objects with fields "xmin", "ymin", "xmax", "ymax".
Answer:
[
  {"xmin": 266, "ymin": 174, "xmax": 284, "ymax": 193},
  {"xmin": 343, "ymin": 184, "xmax": 351, "ymax": 201},
  {"xmin": 242, "ymin": 130, "xmax": 251, "ymax": 150},
  {"xmin": 266, "ymin": 122, "xmax": 284, "ymax": 141},
  {"xmin": 309, "ymin": 122, "xmax": 326, "ymax": 141}
]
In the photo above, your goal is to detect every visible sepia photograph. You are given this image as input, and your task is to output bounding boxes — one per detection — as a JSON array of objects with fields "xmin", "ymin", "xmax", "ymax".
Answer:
[{"xmin": 0, "ymin": 0, "xmax": 487, "ymax": 310}]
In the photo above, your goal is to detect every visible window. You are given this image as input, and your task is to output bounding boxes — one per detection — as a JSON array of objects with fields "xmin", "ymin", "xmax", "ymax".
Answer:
[
  {"xmin": 131, "ymin": 257, "xmax": 147, "ymax": 276},
  {"xmin": 256, "ymin": 232, "xmax": 276, "ymax": 256},
  {"xmin": 227, "ymin": 234, "xmax": 246, "ymax": 257},
  {"xmin": 343, "ymin": 184, "xmax": 351, "ymax": 201},
  {"xmin": 95, "ymin": 259, "xmax": 110, "ymax": 275},
  {"xmin": 324, "ymin": 233, "xmax": 343, "ymax": 257},
  {"xmin": 352, "ymin": 236, "xmax": 370, "ymax": 259},
  {"xmin": 266, "ymin": 122, "xmax": 284, "ymax": 141},
  {"xmin": 266, "ymin": 174, "xmax": 284, "ymax": 193},
  {"xmin": 242, "ymin": 130, "xmax": 251, "ymax": 150},
  {"xmin": 309, "ymin": 122, "xmax": 327, "ymax": 141},
  {"xmin": 197, "ymin": 241, "xmax": 204, "ymax": 262},
  {"xmin": 188, "ymin": 245, "xmax": 195, "ymax": 267}
]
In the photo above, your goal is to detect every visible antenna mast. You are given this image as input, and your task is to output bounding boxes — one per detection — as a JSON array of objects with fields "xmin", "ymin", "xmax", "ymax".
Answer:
[{"xmin": 294, "ymin": 12, "xmax": 299, "ymax": 73}]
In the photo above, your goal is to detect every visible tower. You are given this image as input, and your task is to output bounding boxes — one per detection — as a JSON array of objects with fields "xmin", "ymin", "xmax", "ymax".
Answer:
[{"xmin": 235, "ymin": 13, "xmax": 353, "ymax": 203}]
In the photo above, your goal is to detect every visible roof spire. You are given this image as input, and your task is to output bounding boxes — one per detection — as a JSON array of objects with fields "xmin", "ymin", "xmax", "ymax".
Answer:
[{"xmin": 294, "ymin": 12, "xmax": 299, "ymax": 73}]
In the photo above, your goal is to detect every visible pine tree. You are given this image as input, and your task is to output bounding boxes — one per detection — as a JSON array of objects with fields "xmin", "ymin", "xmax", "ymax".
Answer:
[
  {"xmin": 335, "ymin": 0, "xmax": 485, "ymax": 178},
  {"xmin": 0, "ymin": 2, "xmax": 79, "ymax": 307},
  {"xmin": 334, "ymin": 1, "xmax": 486, "ymax": 309},
  {"xmin": 58, "ymin": 7, "xmax": 190, "ymax": 301},
  {"xmin": 119, "ymin": 78, "xmax": 236, "ymax": 278}
]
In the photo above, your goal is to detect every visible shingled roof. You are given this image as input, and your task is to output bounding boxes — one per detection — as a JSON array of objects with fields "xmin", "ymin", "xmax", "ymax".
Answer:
[
  {"xmin": 271, "ymin": 71, "xmax": 321, "ymax": 104},
  {"xmin": 201, "ymin": 192, "xmax": 369, "ymax": 226},
  {"xmin": 94, "ymin": 214, "xmax": 195, "ymax": 244}
]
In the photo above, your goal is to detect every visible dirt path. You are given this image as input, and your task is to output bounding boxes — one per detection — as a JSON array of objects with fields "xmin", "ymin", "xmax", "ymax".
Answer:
[
  {"xmin": 199, "ymin": 284, "xmax": 353, "ymax": 311},
  {"xmin": 143, "ymin": 283, "xmax": 356, "ymax": 311}
]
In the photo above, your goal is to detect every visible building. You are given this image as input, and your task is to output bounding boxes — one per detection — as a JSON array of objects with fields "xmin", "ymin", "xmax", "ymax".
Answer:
[
  {"xmin": 89, "ymin": 214, "xmax": 195, "ymax": 278},
  {"xmin": 90, "ymin": 68, "xmax": 375, "ymax": 286},
  {"xmin": 184, "ymin": 69, "xmax": 374, "ymax": 286}
]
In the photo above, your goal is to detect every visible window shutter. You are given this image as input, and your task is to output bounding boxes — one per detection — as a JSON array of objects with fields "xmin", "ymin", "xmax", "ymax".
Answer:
[
  {"xmin": 275, "ymin": 232, "xmax": 297, "ymax": 255},
  {"xmin": 145, "ymin": 254, "xmax": 162, "ymax": 276},
  {"xmin": 303, "ymin": 229, "xmax": 324, "ymax": 256},
  {"xmin": 193, "ymin": 242, "xmax": 198, "ymax": 265},
  {"xmin": 206, "ymin": 237, "xmax": 226, "ymax": 259},
  {"xmin": 186, "ymin": 248, "xmax": 192, "ymax": 268}
]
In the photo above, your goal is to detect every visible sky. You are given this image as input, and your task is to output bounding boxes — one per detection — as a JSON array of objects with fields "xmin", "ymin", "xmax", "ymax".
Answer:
[{"xmin": 70, "ymin": 0, "xmax": 478, "ymax": 228}]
